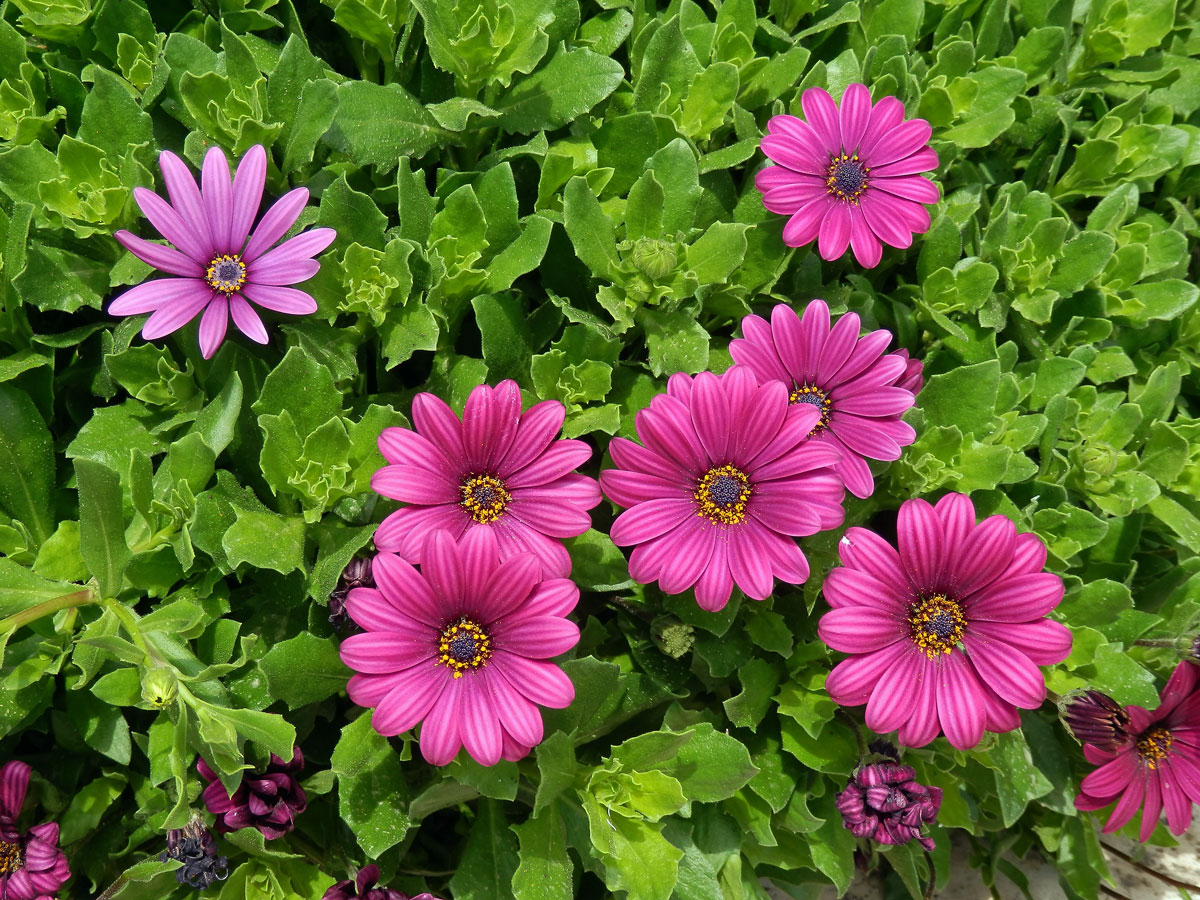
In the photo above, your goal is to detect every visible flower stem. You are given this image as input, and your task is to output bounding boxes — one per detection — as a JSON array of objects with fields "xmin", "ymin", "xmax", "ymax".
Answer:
[
  {"xmin": 0, "ymin": 588, "xmax": 96, "ymax": 634},
  {"xmin": 1132, "ymin": 639, "xmax": 1179, "ymax": 649}
]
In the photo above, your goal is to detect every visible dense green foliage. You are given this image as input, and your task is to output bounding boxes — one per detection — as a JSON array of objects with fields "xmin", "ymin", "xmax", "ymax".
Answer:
[{"xmin": 0, "ymin": 0, "xmax": 1198, "ymax": 897}]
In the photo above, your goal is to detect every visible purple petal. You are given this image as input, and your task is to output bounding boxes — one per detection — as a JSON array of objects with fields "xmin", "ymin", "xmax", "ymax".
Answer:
[
  {"xmin": 486, "ymin": 667, "xmax": 544, "ymax": 747},
  {"xmin": 158, "ymin": 150, "xmax": 212, "ymax": 248},
  {"xmin": 962, "ymin": 634, "xmax": 1047, "ymax": 708},
  {"xmin": 857, "ymin": 96, "xmax": 906, "ymax": 160},
  {"xmin": 132, "ymin": 186, "xmax": 210, "ymax": 263},
  {"xmin": 240, "ymin": 282, "xmax": 318, "ymax": 314},
  {"xmin": 201, "ymin": 146, "xmax": 234, "ymax": 254},
  {"xmin": 250, "ymin": 228, "xmax": 336, "ymax": 270},
  {"xmin": 198, "ymin": 294, "xmax": 229, "ymax": 358},
  {"xmin": 230, "ymin": 144, "xmax": 267, "ymax": 251},
  {"xmin": 0, "ymin": 761, "xmax": 30, "ymax": 820},
  {"xmin": 839, "ymin": 83, "xmax": 872, "ymax": 153},
  {"xmin": 372, "ymin": 552, "xmax": 444, "ymax": 626},
  {"xmin": 114, "ymin": 230, "xmax": 205, "ymax": 277},
  {"xmin": 824, "ymin": 641, "xmax": 912, "ymax": 706},
  {"xmin": 109, "ymin": 278, "xmax": 208, "ymax": 316},
  {"xmin": 140, "ymin": 287, "xmax": 213, "ymax": 340},
  {"xmin": 246, "ymin": 257, "xmax": 320, "ymax": 286},
  {"xmin": 897, "ymin": 498, "xmax": 944, "ymax": 593},
  {"xmin": 242, "ymin": 187, "xmax": 309, "ymax": 263},
  {"xmin": 867, "ymin": 119, "xmax": 933, "ymax": 167},
  {"xmin": 936, "ymin": 653, "xmax": 987, "ymax": 750},
  {"xmin": 229, "ymin": 294, "xmax": 268, "ymax": 344},
  {"xmin": 875, "ymin": 175, "xmax": 940, "ymax": 204}
]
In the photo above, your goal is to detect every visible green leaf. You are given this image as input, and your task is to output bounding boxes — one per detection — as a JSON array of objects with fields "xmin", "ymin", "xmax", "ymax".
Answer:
[
  {"xmin": 218, "ymin": 706, "xmax": 297, "ymax": 759},
  {"xmin": 448, "ymin": 799, "xmax": 520, "ymax": 900},
  {"xmin": 512, "ymin": 806, "xmax": 573, "ymax": 900},
  {"xmin": 643, "ymin": 309, "xmax": 709, "ymax": 376},
  {"xmin": 496, "ymin": 48, "xmax": 624, "ymax": 134},
  {"xmin": 259, "ymin": 631, "xmax": 349, "ymax": 709},
  {"xmin": 472, "ymin": 293, "xmax": 533, "ymax": 383},
  {"xmin": 582, "ymin": 792, "xmax": 682, "ymax": 900},
  {"xmin": 331, "ymin": 713, "xmax": 412, "ymax": 856},
  {"xmin": 918, "ymin": 360, "xmax": 999, "ymax": 438},
  {"xmin": 325, "ymin": 81, "xmax": 443, "ymax": 171},
  {"xmin": 74, "ymin": 457, "xmax": 131, "ymax": 598},
  {"xmin": 0, "ymin": 384, "xmax": 54, "ymax": 544},
  {"xmin": 562, "ymin": 176, "xmax": 617, "ymax": 278}
]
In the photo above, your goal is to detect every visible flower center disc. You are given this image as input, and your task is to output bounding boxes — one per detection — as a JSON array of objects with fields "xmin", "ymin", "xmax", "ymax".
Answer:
[
  {"xmin": 1137, "ymin": 726, "xmax": 1174, "ymax": 769},
  {"xmin": 789, "ymin": 384, "xmax": 832, "ymax": 433},
  {"xmin": 0, "ymin": 840, "xmax": 22, "ymax": 875},
  {"xmin": 205, "ymin": 254, "xmax": 247, "ymax": 294},
  {"xmin": 826, "ymin": 154, "xmax": 869, "ymax": 203},
  {"xmin": 695, "ymin": 465, "xmax": 751, "ymax": 525},
  {"xmin": 437, "ymin": 618, "xmax": 492, "ymax": 678},
  {"xmin": 908, "ymin": 594, "xmax": 966, "ymax": 657},
  {"xmin": 460, "ymin": 474, "xmax": 511, "ymax": 524}
]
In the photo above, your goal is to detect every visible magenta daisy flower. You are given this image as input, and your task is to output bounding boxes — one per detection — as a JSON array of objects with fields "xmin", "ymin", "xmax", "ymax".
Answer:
[
  {"xmin": 599, "ymin": 365, "xmax": 845, "ymax": 612},
  {"xmin": 371, "ymin": 380, "xmax": 601, "ymax": 578},
  {"xmin": 818, "ymin": 493, "xmax": 1072, "ymax": 750},
  {"xmin": 729, "ymin": 301, "xmax": 919, "ymax": 499},
  {"xmin": 198, "ymin": 749, "xmax": 307, "ymax": 839},
  {"xmin": 1075, "ymin": 661, "xmax": 1200, "ymax": 842},
  {"xmin": 109, "ymin": 145, "xmax": 335, "ymax": 358},
  {"xmin": 339, "ymin": 529, "xmax": 579, "ymax": 767},
  {"xmin": 0, "ymin": 761, "xmax": 71, "ymax": 900},
  {"xmin": 757, "ymin": 83, "xmax": 939, "ymax": 266}
]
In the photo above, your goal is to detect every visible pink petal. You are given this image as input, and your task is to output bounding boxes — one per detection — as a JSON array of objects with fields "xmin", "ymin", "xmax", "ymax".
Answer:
[
  {"xmin": 875, "ymin": 175, "xmax": 940, "ymax": 204},
  {"xmin": 834, "ymin": 388, "xmax": 914, "ymax": 417},
  {"xmin": 761, "ymin": 134, "xmax": 823, "ymax": 176},
  {"xmin": 897, "ymin": 498, "xmax": 944, "ymax": 593},
  {"xmin": 229, "ymin": 294, "xmax": 268, "ymax": 344},
  {"xmin": 866, "ymin": 646, "xmax": 923, "ymax": 733},
  {"xmin": 859, "ymin": 194, "xmax": 914, "ymax": 249},
  {"xmin": 374, "ymin": 505, "xmax": 468, "ymax": 561},
  {"xmin": 132, "ymin": 186, "xmax": 210, "ymax": 263},
  {"xmin": 371, "ymin": 464, "xmax": 459, "ymax": 504},
  {"xmin": 109, "ymin": 278, "xmax": 210, "ymax": 316},
  {"xmin": 968, "ymin": 618, "xmax": 1072, "ymax": 666},
  {"xmin": 694, "ymin": 537, "xmax": 733, "ymax": 611},
  {"xmin": 513, "ymin": 578, "xmax": 578, "ymax": 619},
  {"xmin": 848, "ymin": 206, "xmax": 882, "ymax": 267},
  {"xmin": 857, "ymin": 96, "xmax": 906, "ymax": 160},
  {"xmin": 949, "ymin": 515, "xmax": 1016, "ymax": 597},
  {"xmin": 140, "ymin": 288, "xmax": 213, "ymax": 340},
  {"xmin": 1157, "ymin": 659, "xmax": 1200, "ymax": 719},
  {"xmin": 1158, "ymin": 758, "xmax": 1195, "ymax": 834},
  {"xmin": 500, "ymin": 400, "xmax": 567, "ymax": 474},
  {"xmin": 412, "ymin": 392, "xmax": 467, "ymax": 468},
  {"xmin": 763, "ymin": 181, "xmax": 828, "ymax": 214},
  {"xmin": 818, "ymin": 607, "xmax": 905, "ymax": 653},
  {"xmin": 158, "ymin": 150, "xmax": 213, "ymax": 248},
  {"xmin": 230, "ymin": 144, "xmax": 267, "ymax": 251},
  {"xmin": 487, "ymin": 668, "xmax": 544, "ymax": 747},
  {"xmin": 505, "ymin": 442, "xmax": 592, "ymax": 490},
  {"xmin": 839, "ymin": 83, "xmax": 872, "ymax": 154},
  {"xmin": 1102, "ymin": 771, "xmax": 1146, "ymax": 835},
  {"xmin": 822, "ymin": 566, "xmax": 910, "ymax": 615},
  {"xmin": 896, "ymin": 655, "xmax": 940, "ymax": 747},
  {"xmin": 115, "ymin": 230, "xmax": 205, "ymax": 277},
  {"xmin": 728, "ymin": 520, "xmax": 776, "ymax": 600},
  {"xmin": 0, "ymin": 762, "xmax": 30, "ymax": 820},
  {"xmin": 936, "ymin": 653, "xmax": 988, "ymax": 750},
  {"xmin": 473, "ymin": 552, "xmax": 540, "ymax": 622},
  {"xmin": 345, "ymin": 586, "xmax": 432, "ymax": 636},
  {"xmin": 657, "ymin": 522, "xmax": 716, "ymax": 595},
  {"xmin": 781, "ymin": 199, "xmax": 830, "ymax": 247},
  {"xmin": 833, "ymin": 438, "xmax": 875, "ymax": 499},
  {"xmin": 839, "ymin": 526, "xmax": 908, "ymax": 586},
  {"xmin": 828, "ymin": 328, "xmax": 893, "ymax": 385},
  {"xmin": 493, "ymin": 652, "xmax": 575, "ymax": 708},
  {"xmin": 340, "ymin": 632, "xmax": 432, "ymax": 675},
  {"xmin": 418, "ymin": 684, "xmax": 463, "ymax": 765},
  {"xmin": 800, "ymin": 87, "xmax": 841, "ymax": 152},
  {"xmin": 457, "ymin": 525, "xmax": 502, "ymax": 600},
  {"xmin": 201, "ymin": 146, "xmax": 234, "ymax": 254},
  {"xmin": 1080, "ymin": 751, "xmax": 1138, "ymax": 798},
  {"xmin": 872, "ymin": 146, "xmax": 939, "ymax": 178},
  {"xmin": 966, "ymin": 573, "xmax": 1064, "ymax": 622},
  {"xmin": 251, "ymin": 228, "xmax": 336, "ymax": 270},
  {"xmin": 609, "ymin": 498, "xmax": 693, "ymax": 546},
  {"xmin": 239, "ymin": 282, "xmax": 318, "ymax": 314},
  {"xmin": 197, "ymin": 294, "xmax": 229, "ymax": 358},
  {"xmin": 636, "ymin": 398, "xmax": 708, "ymax": 476},
  {"xmin": 246, "ymin": 257, "xmax": 320, "ymax": 286},
  {"xmin": 729, "ymin": 381, "xmax": 789, "ymax": 469},
  {"xmin": 461, "ymin": 381, "xmax": 521, "ymax": 472},
  {"xmin": 867, "ymin": 119, "xmax": 933, "ymax": 167},
  {"xmin": 378, "ymin": 427, "xmax": 447, "ymax": 470},
  {"xmin": 824, "ymin": 641, "xmax": 910, "ymax": 706},
  {"xmin": 1139, "ymin": 774, "xmax": 1163, "ymax": 842},
  {"xmin": 962, "ymin": 635, "xmax": 1046, "ymax": 708},
  {"xmin": 690, "ymin": 371, "xmax": 731, "ymax": 462},
  {"xmin": 817, "ymin": 204, "xmax": 852, "ymax": 260},
  {"xmin": 764, "ymin": 115, "xmax": 828, "ymax": 173},
  {"xmin": 600, "ymin": 469, "xmax": 685, "ymax": 507},
  {"xmin": 496, "ymin": 616, "xmax": 580, "ymax": 658},
  {"xmin": 492, "ymin": 516, "xmax": 573, "ymax": 578},
  {"xmin": 459, "ymin": 678, "xmax": 503, "ymax": 767},
  {"xmin": 607, "ymin": 436, "xmax": 693, "ymax": 485},
  {"xmin": 242, "ymin": 187, "xmax": 310, "ymax": 262}
]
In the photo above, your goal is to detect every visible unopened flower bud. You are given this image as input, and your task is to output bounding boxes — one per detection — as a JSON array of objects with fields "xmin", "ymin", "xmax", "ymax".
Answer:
[
  {"xmin": 837, "ymin": 760, "xmax": 940, "ymax": 852},
  {"xmin": 631, "ymin": 238, "xmax": 677, "ymax": 280},
  {"xmin": 141, "ymin": 667, "xmax": 178, "ymax": 708},
  {"xmin": 330, "ymin": 556, "xmax": 375, "ymax": 632},
  {"xmin": 1061, "ymin": 689, "xmax": 1133, "ymax": 751},
  {"xmin": 652, "ymin": 618, "xmax": 695, "ymax": 659}
]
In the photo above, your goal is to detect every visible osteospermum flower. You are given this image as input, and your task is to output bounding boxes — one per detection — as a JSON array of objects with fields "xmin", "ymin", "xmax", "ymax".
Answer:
[
  {"xmin": 757, "ymin": 83, "xmax": 939, "ymax": 266},
  {"xmin": 1075, "ymin": 661, "xmax": 1200, "ymax": 842},
  {"xmin": 340, "ymin": 529, "xmax": 579, "ymax": 766},
  {"xmin": 836, "ymin": 761, "xmax": 942, "ymax": 851},
  {"xmin": 729, "ymin": 301, "xmax": 919, "ymax": 499},
  {"xmin": 323, "ymin": 865, "xmax": 439, "ymax": 900},
  {"xmin": 371, "ymin": 380, "xmax": 601, "ymax": 578},
  {"xmin": 0, "ymin": 761, "xmax": 71, "ymax": 900},
  {"xmin": 599, "ymin": 365, "xmax": 845, "ymax": 612},
  {"xmin": 198, "ymin": 749, "xmax": 307, "ymax": 839},
  {"xmin": 818, "ymin": 493, "xmax": 1072, "ymax": 750},
  {"xmin": 110, "ymin": 145, "xmax": 335, "ymax": 358}
]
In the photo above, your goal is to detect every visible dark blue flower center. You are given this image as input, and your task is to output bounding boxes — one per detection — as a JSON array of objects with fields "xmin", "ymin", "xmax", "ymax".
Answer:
[
  {"xmin": 216, "ymin": 260, "xmax": 242, "ymax": 282},
  {"xmin": 923, "ymin": 611, "xmax": 956, "ymax": 640},
  {"xmin": 832, "ymin": 160, "xmax": 867, "ymax": 194},
  {"xmin": 708, "ymin": 475, "xmax": 744, "ymax": 508},
  {"xmin": 471, "ymin": 484, "xmax": 497, "ymax": 506},
  {"xmin": 447, "ymin": 633, "xmax": 479, "ymax": 663},
  {"xmin": 793, "ymin": 392, "xmax": 824, "ymax": 408}
]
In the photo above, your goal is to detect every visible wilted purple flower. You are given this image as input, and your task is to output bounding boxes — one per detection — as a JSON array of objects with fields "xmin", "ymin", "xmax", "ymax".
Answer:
[
  {"xmin": 198, "ymin": 748, "xmax": 307, "ymax": 839},
  {"xmin": 159, "ymin": 819, "xmax": 229, "ymax": 891},
  {"xmin": 1062, "ymin": 690, "xmax": 1134, "ymax": 753},
  {"xmin": 322, "ymin": 865, "xmax": 440, "ymax": 900},
  {"xmin": 836, "ymin": 762, "xmax": 942, "ymax": 851},
  {"xmin": 110, "ymin": 145, "xmax": 335, "ymax": 358},
  {"xmin": 0, "ymin": 761, "xmax": 71, "ymax": 900},
  {"xmin": 330, "ymin": 556, "xmax": 375, "ymax": 631}
]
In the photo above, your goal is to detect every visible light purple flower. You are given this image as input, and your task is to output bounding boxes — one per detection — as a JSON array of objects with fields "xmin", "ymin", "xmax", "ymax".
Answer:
[
  {"xmin": 757, "ymin": 84, "xmax": 939, "ymax": 266},
  {"xmin": 110, "ymin": 145, "xmax": 335, "ymax": 358}
]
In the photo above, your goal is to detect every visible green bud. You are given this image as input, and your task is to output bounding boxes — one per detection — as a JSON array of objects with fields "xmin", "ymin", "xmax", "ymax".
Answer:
[
  {"xmin": 141, "ymin": 667, "xmax": 178, "ymax": 708},
  {"xmin": 631, "ymin": 238, "xmax": 677, "ymax": 280},
  {"xmin": 653, "ymin": 618, "xmax": 695, "ymax": 659}
]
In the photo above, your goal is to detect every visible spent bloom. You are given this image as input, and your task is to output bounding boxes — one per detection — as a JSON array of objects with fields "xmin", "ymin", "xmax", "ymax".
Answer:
[
  {"xmin": 1075, "ymin": 661, "xmax": 1200, "ymax": 842},
  {"xmin": 329, "ymin": 556, "xmax": 375, "ymax": 632},
  {"xmin": 198, "ymin": 748, "xmax": 307, "ymax": 839},
  {"xmin": 0, "ymin": 761, "xmax": 70, "ymax": 900},
  {"xmin": 159, "ymin": 819, "xmax": 229, "ymax": 891},
  {"xmin": 322, "ymin": 865, "xmax": 439, "ymax": 900},
  {"xmin": 371, "ymin": 380, "xmax": 601, "ymax": 578},
  {"xmin": 729, "ymin": 301, "xmax": 921, "ymax": 499},
  {"xmin": 1062, "ymin": 690, "xmax": 1133, "ymax": 753},
  {"xmin": 340, "ymin": 529, "xmax": 579, "ymax": 766},
  {"xmin": 818, "ymin": 493, "xmax": 1072, "ymax": 750},
  {"xmin": 836, "ymin": 761, "xmax": 942, "ymax": 851},
  {"xmin": 599, "ymin": 365, "xmax": 845, "ymax": 612},
  {"xmin": 757, "ymin": 83, "xmax": 938, "ymax": 266},
  {"xmin": 110, "ymin": 144, "xmax": 335, "ymax": 358}
]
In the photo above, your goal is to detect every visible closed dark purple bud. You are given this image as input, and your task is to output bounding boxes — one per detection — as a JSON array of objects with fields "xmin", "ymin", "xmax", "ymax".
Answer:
[
  {"xmin": 836, "ymin": 784, "xmax": 865, "ymax": 822},
  {"xmin": 841, "ymin": 761, "xmax": 939, "ymax": 851},
  {"xmin": 1062, "ymin": 690, "xmax": 1133, "ymax": 751},
  {"xmin": 198, "ymin": 748, "xmax": 307, "ymax": 840},
  {"xmin": 854, "ymin": 763, "xmax": 887, "ymax": 787},
  {"xmin": 866, "ymin": 786, "xmax": 908, "ymax": 813},
  {"xmin": 848, "ymin": 815, "xmax": 877, "ymax": 838},
  {"xmin": 329, "ymin": 557, "xmax": 375, "ymax": 631},
  {"xmin": 321, "ymin": 865, "xmax": 441, "ymax": 900}
]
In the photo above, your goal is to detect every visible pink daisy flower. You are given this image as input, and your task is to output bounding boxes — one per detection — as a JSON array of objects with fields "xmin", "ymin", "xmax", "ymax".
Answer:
[
  {"xmin": 729, "ymin": 301, "xmax": 920, "ymax": 499},
  {"xmin": 340, "ymin": 529, "xmax": 579, "ymax": 766},
  {"xmin": 1075, "ymin": 661, "xmax": 1200, "ymax": 842},
  {"xmin": 757, "ymin": 83, "xmax": 939, "ymax": 267},
  {"xmin": 818, "ymin": 493, "xmax": 1073, "ymax": 750},
  {"xmin": 109, "ymin": 144, "xmax": 336, "ymax": 358},
  {"xmin": 371, "ymin": 380, "xmax": 601, "ymax": 578},
  {"xmin": 0, "ymin": 761, "xmax": 71, "ymax": 900},
  {"xmin": 599, "ymin": 365, "xmax": 845, "ymax": 612}
]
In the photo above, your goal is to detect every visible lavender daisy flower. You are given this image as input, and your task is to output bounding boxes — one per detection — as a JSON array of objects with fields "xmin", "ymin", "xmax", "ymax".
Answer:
[
  {"xmin": 110, "ymin": 145, "xmax": 336, "ymax": 358},
  {"xmin": 757, "ymin": 83, "xmax": 939, "ymax": 266}
]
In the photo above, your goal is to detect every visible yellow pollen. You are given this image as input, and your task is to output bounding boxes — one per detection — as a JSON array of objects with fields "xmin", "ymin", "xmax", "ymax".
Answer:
[
  {"xmin": 1137, "ymin": 727, "xmax": 1173, "ymax": 770},
  {"xmin": 908, "ymin": 594, "xmax": 966, "ymax": 658},
  {"xmin": 825, "ymin": 152, "xmax": 870, "ymax": 205},
  {"xmin": 0, "ymin": 840, "xmax": 21, "ymax": 875},
  {"xmin": 788, "ymin": 384, "xmax": 832, "ymax": 434},
  {"xmin": 436, "ymin": 617, "xmax": 492, "ymax": 678},
  {"xmin": 460, "ymin": 474, "xmax": 510, "ymax": 524},
  {"xmin": 205, "ymin": 254, "xmax": 247, "ymax": 295},
  {"xmin": 695, "ymin": 464, "xmax": 752, "ymax": 525}
]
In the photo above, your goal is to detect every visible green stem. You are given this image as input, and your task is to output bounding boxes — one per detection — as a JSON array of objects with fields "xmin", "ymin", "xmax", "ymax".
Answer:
[
  {"xmin": 0, "ymin": 588, "xmax": 96, "ymax": 634},
  {"xmin": 102, "ymin": 597, "xmax": 166, "ymax": 666}
]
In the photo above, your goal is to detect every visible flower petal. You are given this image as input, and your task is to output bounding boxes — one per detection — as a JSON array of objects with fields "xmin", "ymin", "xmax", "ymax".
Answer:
[
  {"xmin": 817, "ymin": 203, "xmax": 852, "ymax": 260},
  {"xmin": 1080, "ymin": 750, "xmax": 1138, "ymax": 799},
  {"xmin": 0, "ymin": 761, "xmax": 30, "ymax": 820},
  {"xmin": 967, "ymin": 573, "xmax": 1064, "ymax": 622},
  {"xmin": 201, "ymin": 146, "xmax": 234, "ymax": 254},
  {"xmin": 868, "ymin": 119, "xmax": 933, "ymax": 167},
  {"xmin": 824, "ymin": 640, "xmax": 909, "ymax": 706},
  {"xmin": 819, "ymin": 606, "xmax": 905, "ymax": 653},
  {"xmin": 229, "ymin": 293, "xmax": 268, "ymax": 344},
  {"xmin": 109, "ymin": 278, "xmax": 210, "ymax": 316},
  {"xmin": 459, "ymin": 677, "xmax": 503, "ymax": 767},
  {"xmin": 197, "ymin": 294, "xmax": 229, "ymax": 358},
  {"xmin": 239, "ymin": 282, "xmax": 318, "ymax": 314},
  {"xmin": 839, "ymin": 83, "xmax": 872, "ymax": 154},
  {"xmin": 936, "ymin": 653, "xmax": 987, "ymax": 750},
  {"xmin": 781, "ymin": 199, "xmax": 830, "ymax": 248},
  {"xmin": 242, "ymin": 187, "xmax": 310, "ymax": 263},
  {"xmin": 897, "ymin": 497, "xmax": 944, "ymax": 593},
  {"xmin": 140, "ymin": 288, "xmax": 213, "ymax": 340},
  {"xmin": 962, "ymin": 634, "xmax": 1047, "ymax": 708},
  {"xmin": 875, "ymin": 175, "xmax": 940, "ymax": 204},
  {"xmin": 132, "ymin": 186, "xmax": 211, "ymax": 263},
  {"xmin": 496, "ymin": 616, "xmax": 580, "ymax": 659},
  {"xmin": 230, "ymin": 144, "xmax": 267, "ymax": 251},
  {"xmin": 494, "ymin": 652, "xmax": 575, "ymax": 708},
  {"xmin": 340, "ymin": 631, "xmax": 433, "ymax": 675},
  {"xmin": 800, "ymin": 87, "xmax": 841, "ymax": 151},
  {"xmin": 115, "ymin": 230, "xmax": 205, "ymax": 277},
  {"xmin": 418, "ymin": 682, "xmax": 462, "ymax": 765}
]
